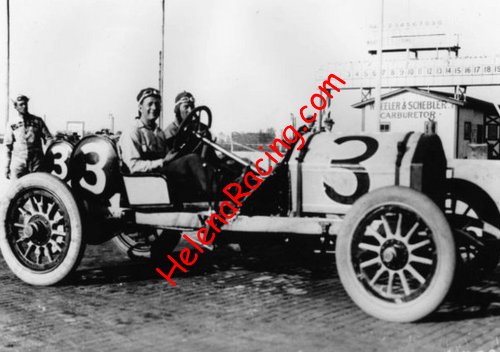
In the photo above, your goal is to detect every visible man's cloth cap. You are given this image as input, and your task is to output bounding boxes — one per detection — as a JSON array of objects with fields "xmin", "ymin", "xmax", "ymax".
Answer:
[{"xmin": 137, "ymin": 88, "xmax": 161, "ymax": 104}]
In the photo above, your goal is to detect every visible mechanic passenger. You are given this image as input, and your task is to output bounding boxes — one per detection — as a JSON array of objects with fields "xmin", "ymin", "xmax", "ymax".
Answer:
[
  {"xmin": 119, "ymin": 88, "xmax": 215, "ymax": 199},
  {"xmin": 164, "ymin": 91, "xmax": 195, "ymax": 148},
  {"xmin": 3, "ymin": 94, "xmax": 53, "ymax": 180}
]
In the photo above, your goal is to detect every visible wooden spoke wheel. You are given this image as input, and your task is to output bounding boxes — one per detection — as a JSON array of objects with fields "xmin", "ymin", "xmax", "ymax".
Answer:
[
  {"xmin": 0, "ymin": 173, "xmax": 85, "ymax": 285},
  {"xmin": 336, "ymin": 186, "xmax": 455, "ymax": 322}
]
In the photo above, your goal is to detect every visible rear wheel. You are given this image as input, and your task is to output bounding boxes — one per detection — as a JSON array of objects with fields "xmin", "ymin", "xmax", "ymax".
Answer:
[
  {"xmin": 336, "ymin": 186, "xmax": 455, "ymax": 322},
  {"xmin": 112, "ymin": 229, "xmax": 181, "ymax": 260},
  {"xmin": 0, "ymin": 173, "xmax": 85, "ymax": 285}
]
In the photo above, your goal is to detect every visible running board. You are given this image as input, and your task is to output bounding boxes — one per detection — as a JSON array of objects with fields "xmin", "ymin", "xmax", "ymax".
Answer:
[{"xmin": 135, "ymin": 212, "xmax": 343, "ymax": 236}]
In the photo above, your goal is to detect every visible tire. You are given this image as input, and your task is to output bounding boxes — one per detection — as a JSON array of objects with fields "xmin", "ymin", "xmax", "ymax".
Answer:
[
  {"xmin": 335, "ymin": 186, "xmax": 456, "ymax": 322},
  {"xmin": 444, "ymin": 179, "xmax": 500, "ymax": 276},
  {"xmin": 0, "ymin": 173, "xmax": 85, "ymax": 286},
  {"xmin": 112, "ymin": 229, "xmax": 181, "ymax": 260},
  {"xmin": 150, "ymin": 231, "xmax": 182, "ymax": 265}
]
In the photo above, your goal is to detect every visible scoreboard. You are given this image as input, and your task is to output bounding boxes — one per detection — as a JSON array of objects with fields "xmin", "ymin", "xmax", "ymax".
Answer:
[{"xmin": 320, "ymin": 56, "xmax": 500, "ymax": 89}]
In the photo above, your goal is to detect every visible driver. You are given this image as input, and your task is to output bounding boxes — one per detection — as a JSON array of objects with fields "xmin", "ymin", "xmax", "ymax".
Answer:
[
  {"xmin": 119, "ymin": 88, "xmax": 214, "ymax": 199},
  {"xmin": 164, "ymin": 91, "xmax": 195, "ymax": 148},
  {"xmin": 166, "ymin": 90, "xmax": 225, "ymax": 168}
]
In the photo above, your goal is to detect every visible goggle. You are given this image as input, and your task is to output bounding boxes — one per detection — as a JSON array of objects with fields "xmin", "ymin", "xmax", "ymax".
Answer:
[
  {"xmin": 175, "ymin": 96, "xmax": 195, "ymax": 106},
  {"xmin": 14, "ymin": 95, "xmax": 29, "ymax": 103},
  {"xmin": 138, "ymin": 88, "xmax": 161, "ymax": 103}
]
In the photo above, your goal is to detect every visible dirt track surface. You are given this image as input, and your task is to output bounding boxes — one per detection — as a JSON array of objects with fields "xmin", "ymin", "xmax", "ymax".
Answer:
[{"xmin": 0, "ymin": 240, "xmax": 499, "ymax": 352}]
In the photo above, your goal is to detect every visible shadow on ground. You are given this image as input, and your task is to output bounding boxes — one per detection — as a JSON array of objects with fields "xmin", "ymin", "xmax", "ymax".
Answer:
[
  {"xmin": 72, "ymin": 241, "xmax": 335, "ymax": 286},
  {"xmin": 70, "ymin": 241, "xmax": 500, "ymax": 323}
]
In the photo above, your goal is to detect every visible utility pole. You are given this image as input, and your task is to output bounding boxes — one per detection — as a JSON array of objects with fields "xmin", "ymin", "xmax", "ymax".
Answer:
[
  {"xmin": 374, "ymin": 0, "xmax": 384, "ymax": 127},
  {"xmin": 159, "ymin": 0, "xmax": 165, "ymax": 129},
  {"xmin": 109, "ymin": 113, "xmax": 115, "ymax": 134},
  {"xmin": 5, "ymin": 0, "xmax": 10, "ymax": 130}
]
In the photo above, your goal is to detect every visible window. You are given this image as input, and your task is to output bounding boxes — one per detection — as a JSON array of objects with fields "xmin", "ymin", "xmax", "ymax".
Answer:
[
  {"xmin": 477, "ymin": 124, "xmax": 484, "ymax": 143},
  {"xmin": 464, "ymin": 122, "xmax": 471, "ymax": 141},
  {"xmin": 487, "ymin": 124, "xmax": 499, "ymax": 140},
  {"xmin": 379, "ymin": 122, "xmax": 390, "ymax": 132}
]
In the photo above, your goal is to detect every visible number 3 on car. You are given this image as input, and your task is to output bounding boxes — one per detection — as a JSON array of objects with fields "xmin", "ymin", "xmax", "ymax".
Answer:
[
  {"xmin": 78, "ymin": 143, "xmax": 107, "ymax": 195},
  {"xmin": 43, "ymin": 140, "xmax": 74, "ymax": 182},
  {"xmin": 70, "ymin": 135, "xmax": 120, "ymax": 199}
]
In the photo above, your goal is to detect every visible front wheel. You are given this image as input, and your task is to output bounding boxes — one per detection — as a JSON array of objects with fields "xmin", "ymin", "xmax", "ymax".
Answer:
[
  {"xmin": 444, "ymin": 179, "xmax": 500, "ymax": 276},
  {"xmin": 335, "ymin": 186, "xmax": 456, "ymax": 322},
  {"xmin": 0, "ymin": 173, "xmax": 85, "ymax": 285}
]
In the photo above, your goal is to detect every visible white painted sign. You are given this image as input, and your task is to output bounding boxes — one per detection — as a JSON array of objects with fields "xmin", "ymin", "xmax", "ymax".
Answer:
[
  {"xmin": 366, "ymin": 20, "xmax": 458, "ymax": 53},
  {"xmin": 379, "ymin": 99, "xmax": 453, "ymax": 120},
  {"xmin": 66, "ymin": 121, "xmax": 85, "ymax": 136}
]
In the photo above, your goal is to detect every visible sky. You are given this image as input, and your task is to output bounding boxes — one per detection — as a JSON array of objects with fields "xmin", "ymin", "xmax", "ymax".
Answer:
[{"xmin": 1, "ymin": 0, "xmax": 500, "ymax": 136}]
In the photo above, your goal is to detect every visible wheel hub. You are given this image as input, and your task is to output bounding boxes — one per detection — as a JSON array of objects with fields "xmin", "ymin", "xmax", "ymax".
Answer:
[
  {"xmin": 24, "ymin": 215, "xmax": 52, "ymax": 245},
  {"xmin": 380, "ymin": 239, "xmax": 408, "ymax": 270}
]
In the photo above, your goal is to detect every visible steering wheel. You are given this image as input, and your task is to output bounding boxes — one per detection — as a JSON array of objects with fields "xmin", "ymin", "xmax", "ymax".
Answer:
[{"xmin": 173, "ymin": 105, "xmax": 212, "ymax": 154}]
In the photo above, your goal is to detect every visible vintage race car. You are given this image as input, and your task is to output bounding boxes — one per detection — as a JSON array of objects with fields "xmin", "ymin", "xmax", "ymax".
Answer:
[{"xmin": 1, "ymin": 106, "xmax": 499, "ymax": 323}]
